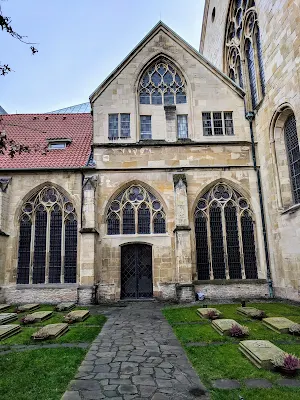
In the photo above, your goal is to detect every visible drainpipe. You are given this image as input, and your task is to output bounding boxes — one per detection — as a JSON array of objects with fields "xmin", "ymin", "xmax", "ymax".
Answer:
[{"xmin": 246, "ymin": 111, "xmax": 274, "ymax": 298}]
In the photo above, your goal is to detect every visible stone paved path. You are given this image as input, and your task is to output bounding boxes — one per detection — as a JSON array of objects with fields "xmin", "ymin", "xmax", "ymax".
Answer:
[{"xmin": 63, "ymin": 302, "xmax": 209, "ymax": 400}]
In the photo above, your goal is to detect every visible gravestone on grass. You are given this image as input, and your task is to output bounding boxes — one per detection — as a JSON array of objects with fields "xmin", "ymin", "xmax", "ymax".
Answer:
[
  {"xmin": 17, "ymin": 304, "xmax": 40, "ymax": 312},
  {"xmin": 239, "ymin": 340, "xmax": 285, "ymax": 369},
  {"xmin": 65, "ymin": 310, "xmax": 90, "ymax": 322},
  {"xmin": 0, "ymin": 324, "xmax": 21, "ymax": 340},
  {"xmin": 25, "ymin": 311, "xmax": 53, "ymax": 322},
  {"xmin": 263, "ymin": 317, "xmax": 295, "ymax": 333},
  {"xmin": 55, "ymin": 302, "xmax": 76, "ymax": 312},
  {"xmin": 212, "ymin": 319, "xmax": 242, "ymax": 336},
  {"xmin": 0, "ymin": 313, "xmax": 18, "ymax": 325},
  {"xmin": 237, "ymin": 307, "xmax": 264, "ymax": 317},
  {"xmin": 197, "ymin": 308, "xmax": 221, "ymax": 319},
  {"xmin": 0, "ymin": 304, "xmax": 10, "ymax": 312},
  {"xmin": 32, "ymin": 323, "xmax": 69, "ymax": 340}
]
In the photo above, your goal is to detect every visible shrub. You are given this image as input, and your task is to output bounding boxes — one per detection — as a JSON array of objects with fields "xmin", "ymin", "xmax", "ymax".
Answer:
[
  {"xmin": 229, "ymin": 324, "xmax": 249, "ymax": 337},
  {"xmin": 250, "ymin": 310, "xmax": 267, "ymax": 320},
  {"xmin": 206, "ymin": 310, "xmax": 222, "ymax": 320},
  {"xmin": 289, "ymin": 323, "xmax": 300, "ymax": 335},
  {"xmin": 272, "ymin": 352, "xmax": 300, "ymax": 371},
  {"xmin": 21, "ymin": 315, "xmax": 36, "ymax": 325}
]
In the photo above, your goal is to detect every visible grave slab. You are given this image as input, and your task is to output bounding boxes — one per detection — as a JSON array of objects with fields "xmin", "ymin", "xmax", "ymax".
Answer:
[
  {"xmin": 0, "ymin": 304, "xmax": 10, "ymax": 312},
  {"xmin": 212, "ymin": 379, "xmax": 241, "ymax": 389},
  {"xmin": 0, "ymin": 313, "xmax": 18, "ymax": 325},
  {"xmin": 244, "ymin": 378, "xmax": 273, "ymax": 388},
  {"xmin": 25, "ymin": 311, "xmax": 53, "ymax": 322},
  {"xmin": 17, "ymin": 304, "xmax": 40, "ymax": 312},
  {"xmin": 197, "ymin": 308, "xmax": 221, "ymax": 319},
  {"xmin": 0, "ymin": 324, "xmax": 21, "ymax": 340},
  {"xmin": 211, "ymin": 319, "xmax": 242, "ymax": 336},
  {"xmin": 239, "ymin": 340, "xmax": 285, "ymax": 369},
  {"xmin": 65, "ymin": 310, "xmax": 90, "ymax": 321},
  {"xmin": 262, "ymin": 317, "xmax": 295, "ymax": 333},
  {"xmin": 56, "ymin": 302, "xmax": 76, "ymax": 312},
  {"xmin": 237, "ymin": 307, "xmax": 264, "ymax": 317},
  {"xmin": 32, "ymin": 323, "xmax": 69, "ymax": 340}
]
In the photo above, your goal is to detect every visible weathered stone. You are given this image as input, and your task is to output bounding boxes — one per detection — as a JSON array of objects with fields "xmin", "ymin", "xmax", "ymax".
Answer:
[
  {"xmin": 32, "ymin": 323, "xmax": 69, "ymax": 340},
  {"xmin": 197, "ymin": 307, "xmax": 221, "ymax": 319},
  {"xmin": 262, "ymin": 317, "xmax": 295, "ymax": 333},
  {"xmin": 0, "ymin": 313, "xmax": 18, "ymax": 325},
  {"xmin": 244, "ymin": 378, "xmax": 273, "ymax": 388},
  {"xmin": 211, "ymin": 319, "xmax": 242, "ymax": 336},
  {"xmin": 55, "ymin": 302, "xmax": 76, "ymax": 312},
  {"xmin": 25, "ymin": 310, "xmax": 53, "ymax": 322},
  {"xmin": 237, "ymin": 307, "xmax": 264, "ymax": 317},
  {"xmin": 65, "ymin": 309, "xmax": 90, "ymax": 321},
  {"xmin": 0, "ymin": 324, "xmax": 21, "ymax": 340},
  {"xmin": 277, "ymin": 379, "xmax": 300, "ymax": 387},
  {"xmin": 17, "ymin": 304, "xmax": 40, "ymax": 312},
  {"xmin": 0, "ymin": 304, "xmax": 10, "ymax": 312},
  {"xmin": 212, "ymin": 379, "xmax": 241, "ymax": 389},
  {"xmin": 118, "ymin": 384, "xmax": 137, "ymax": 395},
  {"xmin": 239, "ymin": 340, "xmax": 285, "ymax": 369}
]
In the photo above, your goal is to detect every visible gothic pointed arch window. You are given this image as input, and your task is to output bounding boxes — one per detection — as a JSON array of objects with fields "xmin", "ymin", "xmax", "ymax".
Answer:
[
  {"xmin": 17, "ymin": 186, "xmax": 77, "ymax": 284},
  {"xmin": 224, "ymin": 0, "xmax": 265, "ymax": 109},
  {"xmin": 107, "ymin": 185, "xmax": 166, "ymax": 235},
  {"xmin": 139, "ymin": 59, "xmax": 187, "ymax": 105},
  {"xmin": 285, "ymin": 114, "xmax": 300, "ymax": 204},
  {"xmin": 194, "ymin": 182, "xmax": 258, "ymax": 280}
]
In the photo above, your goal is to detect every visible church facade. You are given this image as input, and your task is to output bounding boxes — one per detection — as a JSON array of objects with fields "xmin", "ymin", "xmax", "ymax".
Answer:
[{"xmin": 0, "ymin": 3, "xmax": 298, "ymax": 304}]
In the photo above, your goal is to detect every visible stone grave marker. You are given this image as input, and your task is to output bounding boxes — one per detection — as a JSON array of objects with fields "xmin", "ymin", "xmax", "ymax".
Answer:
[
  {"xmin": 17, "ymin": 304, "xmax": 40, "ymax": 312},
  {"xmin": 0, "ymin": 324, "xmax": 21, "ymax": 340},
  {"xmin": 239, "ymin": 340, "xmax": 285, "ymax": 369},
  {"xmin": 55, "ymin": 302, "xmax": 76, "ymax": 312},
  {"xmin": 262, "ymin": 317, "xmax": 295, "ymax": 333},
  {"xmin": 212, "ymin": 319, "xmax": 242, "ymax": 335},
  {"xmin": 0, "ymin": 304, "xmax": 10, "ymax": 312},
  {"xmin": 32, "ymin": 323, "xmax": 69, "ymax": 340},
  {"xmin": 65, "ymin": 310, "xmax": 90, "ymax": 322},
  {"xmin": 237, "ymin": 307, "xmax": 264, "ymax": 317},
  {"xmin": 0, "ymin": 313, "xmax": 18, "ymax": 325},
  {"xmin": 197, "ymin": 308, "xmax": 221, "ymax": 319},
  {"xmin": 25, "ymin": 311, "xmax": 53, "ymax": 322}
]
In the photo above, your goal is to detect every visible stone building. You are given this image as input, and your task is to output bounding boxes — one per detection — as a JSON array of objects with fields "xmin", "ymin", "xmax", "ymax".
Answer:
[
  {"xmin": 3, "ymin": 12, "xmax": 297, "ymax": 304},
  {"xmin": 200, "ymin": 0, "xmax": 300, "ymax": 301}
]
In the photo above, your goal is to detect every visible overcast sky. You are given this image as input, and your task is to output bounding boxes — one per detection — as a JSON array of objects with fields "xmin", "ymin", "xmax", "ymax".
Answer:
[{"xmin": 1, "ymin": 0, "xmax": 204, "ymax": 114}]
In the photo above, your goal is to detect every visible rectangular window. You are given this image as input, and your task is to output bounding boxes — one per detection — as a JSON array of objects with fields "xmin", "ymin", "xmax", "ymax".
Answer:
[
  {"xmin": 140, "ymin": 115, "xmax": 152, "ymax": 139},
  {"xmin": 108, "ymin": 113, "xmax": 130, "ymax": 139},
  {"xmin": 202, "ymin": 112, "xmax": 234, "ymax": 136},
  {"xmin": 108, "ymin": 114, "xmax": 119, "ymax": 140},
  {"xmin": 177, "ymin": 115, "xmax": 188, "ymax": 139},
  {"xmin": 48, "ymin": 142, "xmax": 66, "ymax": 149},
  {"xmin": 120, "ymin": 114, "xmax": 130, "ymax": 138}
]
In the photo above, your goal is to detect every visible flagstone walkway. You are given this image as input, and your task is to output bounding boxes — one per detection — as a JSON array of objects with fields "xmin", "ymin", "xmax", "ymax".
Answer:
[{"xmin": 62, "ymin": 302, "xmax": 209, "ymax": 400}]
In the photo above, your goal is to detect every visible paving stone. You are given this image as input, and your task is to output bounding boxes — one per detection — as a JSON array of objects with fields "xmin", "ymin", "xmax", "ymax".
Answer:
[
  {"xmin": 69, "ymin": 379, "xmax": 101, "ymax": 391},
  {"xmin": 118, "ymin": 384, "xmax": 138, "ymax": 394},
  {"xmin": 140, "ymin": 385, "xmax": 156, "ymax": 397},
  {"xmin": 62, "ymin": 391, "xmax": 82, "ymax": 400},
  {"xmin": 93, "ymin": 365, "xmax": 111, "ymax": 373},
  {"xmin": 81, "ymin": 391, "xmax": 106, "ymax": 399},
  {"xmin": 151, "ymin": 394, "xmax": 170, "ymax": 400},
  {"xmin": 244, "ymin": 378, "xmax": 273, "ymax": 388},
  {"xmin": 132, "ymin": 375, "xmax": 156, "ymax": 386},
  {"xmin": 277, "ymin": 379, "xmax": 300, "ymax": 387},
  {"xmin": 212, "ymin": 379, "xmax": 241, "ymax": 389}
]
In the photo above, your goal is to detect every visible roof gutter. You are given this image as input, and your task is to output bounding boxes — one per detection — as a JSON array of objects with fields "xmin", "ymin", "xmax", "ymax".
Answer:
[{"xmin": 0, "ymin": 166, "xmax": 96, "ymax": 172}]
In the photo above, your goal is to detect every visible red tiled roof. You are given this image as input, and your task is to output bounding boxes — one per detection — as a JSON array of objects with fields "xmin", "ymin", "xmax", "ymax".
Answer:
[{"xmin": 0, "ymin": 113, "xmax": 93, "ymax": 169}]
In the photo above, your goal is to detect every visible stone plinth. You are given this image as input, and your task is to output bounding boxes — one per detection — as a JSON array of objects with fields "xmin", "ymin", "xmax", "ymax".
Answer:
[
  {"xmin": 65, "ymin": 310, "xmax": 90, "ymax": 321},
  {"xmin": 25, "ymin": 311, "xmax": 53, "ymax": 322},
  {"xmin": 56, "ymin": 302, "xmax": 76, "ymax": 312},
  {"xmin": 212, "ymin": 319, "xmax": 242, "ymax": 336},
  {"xmin": 239, "ymin": 340, "xmax": 285, "ymax": 369},
  {"xmin": 0, "ymin": 313, "xmax": 18, "ymax": 325},
  {"xmin": 237, "ymin": 307, "xmax": 264, "ymax": 318},
  {"xmin": 0, "ymin": 304, "xmax": 10, "ymax": 312},
  {"xmin": 0, "ymin": 324, "xmax": 21, "ymax": 340},
  {"xmin": 32, "ymin": 323, "xmax": 69, "ymax": 340},
  {"xmin": 17, "ymin": 304, "xmax": 40, "ymax": 312},
  {"xmin": 262, "ymin": 317, "xmax": 295, "ymax": 333},
  {"xmin": 197, "ymin": 308, "xmax": 221, "ymax": 319}
]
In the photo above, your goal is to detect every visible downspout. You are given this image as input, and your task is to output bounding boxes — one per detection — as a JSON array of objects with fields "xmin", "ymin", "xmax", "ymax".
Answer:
[{"xmin": 245, "ymin": 111, "xmax": 274, "ymax": 298}]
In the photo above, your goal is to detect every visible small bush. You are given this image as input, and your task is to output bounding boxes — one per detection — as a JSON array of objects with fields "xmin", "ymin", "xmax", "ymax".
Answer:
[
  {"xmin": 250, "ymin": 310, "xmax": 267, "ymax": 320},
  {"xmin": 229, "ymin": 324, "xmax": 249, "ymax": 337},
  {"xmin": 272, "ymin": 352, "xmax": 300, "ymax": 371},
  {"xmin": 289, "ymin": 323, "xmax": 300, "ymax": 335},
  {"xmin": 206, "ymin": 310, "xmax": 222, "ymax": 320},
  {"xmin": 21, "ymin": 315, "xmax": 36, "ymax": 325}
]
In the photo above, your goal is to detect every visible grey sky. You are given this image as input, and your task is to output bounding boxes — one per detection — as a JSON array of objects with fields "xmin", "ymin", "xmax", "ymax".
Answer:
[{"xmin": 1, "ymin": 0, "xmax": 204, "ymax": 114}]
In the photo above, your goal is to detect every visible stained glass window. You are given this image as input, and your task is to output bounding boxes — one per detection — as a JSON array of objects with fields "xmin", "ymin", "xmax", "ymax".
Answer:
[{"xmin": 284, "ymin": 115, "xmax": 300, "ymax": 204}]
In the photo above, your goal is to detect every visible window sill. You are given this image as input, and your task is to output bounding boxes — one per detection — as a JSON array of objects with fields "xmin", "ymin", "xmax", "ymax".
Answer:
[
  {"xmin": 16, "ymin": 283, "xmax": 79, "ymax": 289},
  {"xmin": 103, "ymin": 233, "xmax": 169, "ymax": 239},
  {"xmin": 281, "ymin": 203, "xmax": 300, "ymax": 215},
  {"xmin": 193, "ymin": 279, "xmax": 267, "ymax": 285}
]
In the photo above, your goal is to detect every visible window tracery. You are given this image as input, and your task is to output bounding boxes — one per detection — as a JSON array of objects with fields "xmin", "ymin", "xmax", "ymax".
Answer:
[
  {"xmin": 139, "ymin": 59, "xmax": 187, "ymax": 105},
  {"xmin": 194, "ymin": 183, "xmax": 258, "ymax": 280},
  {"xmin": 17, "ymin": 186, "xmax": 77, "ymax": 284},
  {"xmin": 107, "ymin": 185, "xmax": 166, "ymax": 235}
]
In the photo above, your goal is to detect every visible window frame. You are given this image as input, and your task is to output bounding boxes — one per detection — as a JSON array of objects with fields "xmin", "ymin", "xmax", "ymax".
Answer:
[
  {"xmin": 140, "ymin": 115, "xmax": 152, "ymax": 140},
  {"xmin": 108, "ymin": 113, "xmax": 131, "ymax": 140},
  {"xmin": 202, "ymin": 112, "xmax": 234, "ymax": 136},
  {"xmin": 177, "ymin": 114, "xmax": 188, "ymax": 139}
]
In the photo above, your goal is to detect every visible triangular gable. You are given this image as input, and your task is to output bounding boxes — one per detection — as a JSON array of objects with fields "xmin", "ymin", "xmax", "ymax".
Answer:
[{"xmin": 90, "ymin": 21, "xmax": 244, "ymax": 103}]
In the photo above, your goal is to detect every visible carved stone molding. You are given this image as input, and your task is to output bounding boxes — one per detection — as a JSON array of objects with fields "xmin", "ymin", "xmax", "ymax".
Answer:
[
  {"xmin": 173, "ymin": 174, "xmax": 187, "ymax": 189},
  {"xmin": 83, "ymin": 175, "xmax": 98, "ymax": 191},
  {"xmin": 0, "ymin": 177, "xmax": 11, "ymax": 193}
]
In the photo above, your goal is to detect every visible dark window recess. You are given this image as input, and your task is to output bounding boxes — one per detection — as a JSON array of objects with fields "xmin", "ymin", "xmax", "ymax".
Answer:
[
  {"xmin": 237, "ymin": 57, "xmax": 244, "ymax": 88},
  {"xmin": 225, "ymin": 203, "xmax": 242, "ymax": 279},
  {"xmin": 224, "ymin": 112, "xmax": 234, "ymax": 135},
  {"xmin": 108, "ymin": 114, "xmax": 119, "ymax": 139},
  {"xmin": 241, "ymin": 211, "xmax": 258, "ymax": 279},
  {"xmin": 140, "ymin": 116, "xmax": 152, "ymax": 139},
  {"xmin": 122, "ymin": 203, "xmax": 135, "ymax": 234},
  {"xmin": 138, "ymin": 203, "xmax": 151, "ymax": 234},
  {"xmin": 107, "ymin": 213, "xmax": 120, "ymax": 235},
  {"xmin": 246, "ymin": 39, "xmax": 258, "ymax": 109},
  {"xmin": 32, "ymin": 207, "xmax": 47, "ymax": 284},
  {"xmin": 153, "ymin": 212, "xmax": 166, "ymax": 234},
  {"xmin": 64, "ymin": 218, "xmax": 77, "ymax": 283},
  {"xmin": 49, "ymin": 206, "xmax": 62, "ymax": 283},
  {"xmin": 202, "ymin": 112, "xmax": 212, "ymax": 136},
  {"xmin": 195, "ymin": 210, "xmax": 210, "ymax": 280},
  {"xmin": 17, "ymin": 216, "xmax": 32, "ymax": 284},
  {"xmin": 120, "ymin": 114, "xmax": 130, "ymax": 138},
  {"xmin": 285, "ymin": 115, "xmax": 300, "ymax": 204},
  {"xmin": 255, "ymin": 27, "xmax": 265, "ymax": 96},
  {"xmin": 213, "ymin": 112, "xmax": 223, "ymax": 135},
  {"xmin": 210, "ymin": 204, "xmax": 226, "ymax": 279}
]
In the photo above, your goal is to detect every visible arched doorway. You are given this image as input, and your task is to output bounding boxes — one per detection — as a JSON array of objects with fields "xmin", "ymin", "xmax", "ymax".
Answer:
[{"xmin": 121, "ymin": 244, "xmax": 153, "ymax": 299}]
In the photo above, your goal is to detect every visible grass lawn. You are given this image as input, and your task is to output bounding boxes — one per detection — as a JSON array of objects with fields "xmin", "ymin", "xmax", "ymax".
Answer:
[
  {"xmin": 0, "ymin": 305, "xmax": 107, "ymax": 400},
  {"xmin": 163, "ymin": 302, "xmax": 300, "ymax": 400}
]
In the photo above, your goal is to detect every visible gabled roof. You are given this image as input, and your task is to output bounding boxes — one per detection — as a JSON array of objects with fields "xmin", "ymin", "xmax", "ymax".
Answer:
[
  {"xmin": 90, "ymin": 21, "xmax": 244, "ymax": 103},
  {"xmin": 0, "ymin": 113, "xmax": 92, "ymax": 169}
]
